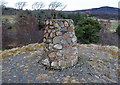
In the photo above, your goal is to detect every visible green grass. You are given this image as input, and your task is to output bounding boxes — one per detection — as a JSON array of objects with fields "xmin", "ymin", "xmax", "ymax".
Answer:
[{"xmin": 2, "ymin": 15, "xmax": 16, "ymax": 24}]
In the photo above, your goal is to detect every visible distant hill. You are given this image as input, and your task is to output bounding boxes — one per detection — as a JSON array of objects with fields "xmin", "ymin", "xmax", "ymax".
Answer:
[
  {"xmin": 65, "ymin": 6, "xmax": 119, "ymax": 19},
  {"xmin": 2, "ymin": 6, "xmax": 119, "ymax": 19},
  {"xmin": 2, "ymin": 7, "xmax": 18, "ymax": 15}
]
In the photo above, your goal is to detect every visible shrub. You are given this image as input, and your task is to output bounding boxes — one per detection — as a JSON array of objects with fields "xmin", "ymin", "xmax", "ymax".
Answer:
[
  {"xmin": 75, "ymin": 18, "xmax": 101, "ymax": 44},
  {"xmin": 116, "ymin": 25, "xmax": 120, "ymax": 37},
  {"xmin": 2, "ymin": 25, "xmax": 10, "ymax": 49},
  {"xmin": 2, "ymin": 19, "xmax": 13, "ymax": 30},
  {"xmin": 67, "ymin": 13, "xmax": 87, "ymax": 25},
  {"xmin": 16, "ymin": 16, "xmax": 44, "ymax": 45},
  {"xmin": 38, "ymin": 19, "xmax": 45, "ymax": 30}
]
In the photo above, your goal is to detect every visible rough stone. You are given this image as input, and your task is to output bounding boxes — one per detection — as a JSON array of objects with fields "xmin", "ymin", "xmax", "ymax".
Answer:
[
  {"xmin": 60, "ymin": 38, "xmax": 68, "ymax": 45},
  {"xmin": 64, "ymin": 33, "xmax": 67, "ymax": 39},
  {"xmin": 64, "ymin": 55, "xmax": 69, "ymax": 59},
  {"xmin": 56, "ymin": 52, "xmax": 62, "ymax": 57},
  {"xmin": 55, "ymin": 23, "xmax": 59, "ymax": 28},
  {"xmin": 64, "ymin": 21, "xmax": 69, "ymax": 27},
  {"xmin": 44, "ymin": 34, "xmax": 46, "ymax": 38},
  {"xmin": 45, "ymin": 44, "xmax": 49, "ymax": 47},
  {"xmin": 46, "ymin": 20, "xmax": 49, "ymax": 25},
  {"xmin": 71, "ymin": 26, "xmax": 75, "ymax": 30},
  {"xmin": 55, "ymin": 56, "xmax": 62, "ymax": 60},
  {"xmin": 51, "ymin": 61, "xmax": 58, "ymax": 67},
  {"xmin": 70, "ymin": 34, "xmax": 73, "ymax": 38},
  {"xmin": 48, "ymin": 44, "xmax": 53, "ymax": 49},
  {"xmin": 44, "ymin": 47, "xmax": 49, "ymax": 52},
  {"xmin": 53, "ymin": 36, "xmax": 63, "ymax": 44},
  {"xmin": 68, "ymin": 27, "xmax": 73, "ymax": 31},
  {"xmin": 69, "ymin": 20, "xmax": 74, "ymax": 27},
  {"xmin": 60, "ymin": 27, "xmax": 68, "ymax": 34},
  {"xmin": 72, "ymin": 47, "xmax": 78, "ymax": 55},
  {"xmin": 50, "ymin": 33, "xmax": 53, "ymax": 38},
  {"xmin": 50, "ymin": 20, "xmax": 53, "ymax": 25},
  {"xmin": 56, "ymin": 31, "xmax": 62, "ymax": 36},
  {"xmin": 58, "ymin": 27, "xmax": 61, "ymax": 30},
  {"xmin": 49, "ymin": 57, "xmax": 55, "ymax": 61},
  {"xmin": 47, "ymin": 39, "xmax": 52, "ymax": 43},
  {"xmin": 52, "ymin": 30, "xmax": 56, "ymax": 33},
  {"xmin": 58, "ymin": 60, "xmax": 66, "ymax": 67},
  {"xmin": 48, "ymin": 52, "xmax": 55, "ymax": 58},
  {"xmin": 49, "ymin": 26, "xmax": 54, "ymax": 29},
  {"xmin": 43, "ymin": 38, "xmax": 46, "ymax": 42},
  {"xmin": 57, "ymin": 21, "xmax": 64, "ymax": 27},
  {"xmin": 66, "ymin": 48, "xmax": 71, "ymax": 55},
  {"xmin": 48, "ymin": 29, "xmax": 51, "ymax": 33},
  {"xmin": 45, "ymin": 26, "xmax": 49, "ymax": 30},
  {"xmin": 54, "ymin": 44, "xmax": 62, "ymax": 50},
  {"xmin": 72, "ymin": 36, "xmax": 77, "ymax": 43},
  {"xmin": 67, "ymin": 38, "xmax": 72, "ymax": 44},
  {"xmin": 45, "ymin": 33, "xmax": 49, "ymax": 39},
  {"xmin": 42, "ymin": 58, "xmax": 49, "ymax": 66},
  {"xmin": 44, "ymin": 30, "xmax": 47, "ymax": 34},
  {"xmin": 64, "ymin": 45, "xmax": 70, "ymax": 48}
]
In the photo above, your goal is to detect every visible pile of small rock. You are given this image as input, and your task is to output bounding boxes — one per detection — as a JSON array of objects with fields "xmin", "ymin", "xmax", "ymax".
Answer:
[{"xmin": 42, "ymin": 19, "xmax": 78, "ymax": 69}]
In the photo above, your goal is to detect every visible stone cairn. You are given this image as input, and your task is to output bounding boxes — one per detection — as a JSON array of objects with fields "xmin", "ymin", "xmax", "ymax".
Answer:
[{"xmin": 41, "ymin": 19, "xmax": 78, "ymax": 69}]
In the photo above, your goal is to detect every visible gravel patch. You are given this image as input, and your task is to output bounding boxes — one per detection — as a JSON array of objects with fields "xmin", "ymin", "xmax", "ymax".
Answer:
[{"xmin": 2, "ymin": 46, "xmax": 119, "ymax": 83}]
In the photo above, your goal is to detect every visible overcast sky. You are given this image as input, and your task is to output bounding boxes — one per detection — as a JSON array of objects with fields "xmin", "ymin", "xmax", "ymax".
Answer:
[{"xmin": 3, "ymin": 0, "xmax": 120, "ymax": 11}]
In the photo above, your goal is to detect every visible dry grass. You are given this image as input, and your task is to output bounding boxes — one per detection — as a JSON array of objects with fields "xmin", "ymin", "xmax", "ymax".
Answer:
[
  {"xmin": 2, "ymin": 15, "xmax": 16, "ymax": 24},
  {"xmin": 77, "ymin": 44, "xmax": 119, "ymax": 58},
  {"xmin": 1, "ymin": 43, "xmax": 119, "ymax": 60},
  {"xmin": 1, "ymin": 43, "xmax": 44, "ymax": 58}
]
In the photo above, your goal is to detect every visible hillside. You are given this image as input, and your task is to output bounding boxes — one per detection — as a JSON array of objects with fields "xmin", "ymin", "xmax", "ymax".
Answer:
[
  {"xmin": 65, "ymin": 6, "xmax": 119, "ymax": 19},
  {"xmin": 2, "ymin": 6, "xmax": 119, "ymax": 19}
]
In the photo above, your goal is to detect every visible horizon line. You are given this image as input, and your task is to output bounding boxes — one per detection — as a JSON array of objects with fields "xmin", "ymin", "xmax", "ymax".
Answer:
[{"xmin": 3, "ymin": 5, "xmax": 119, "ymax": 11}]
